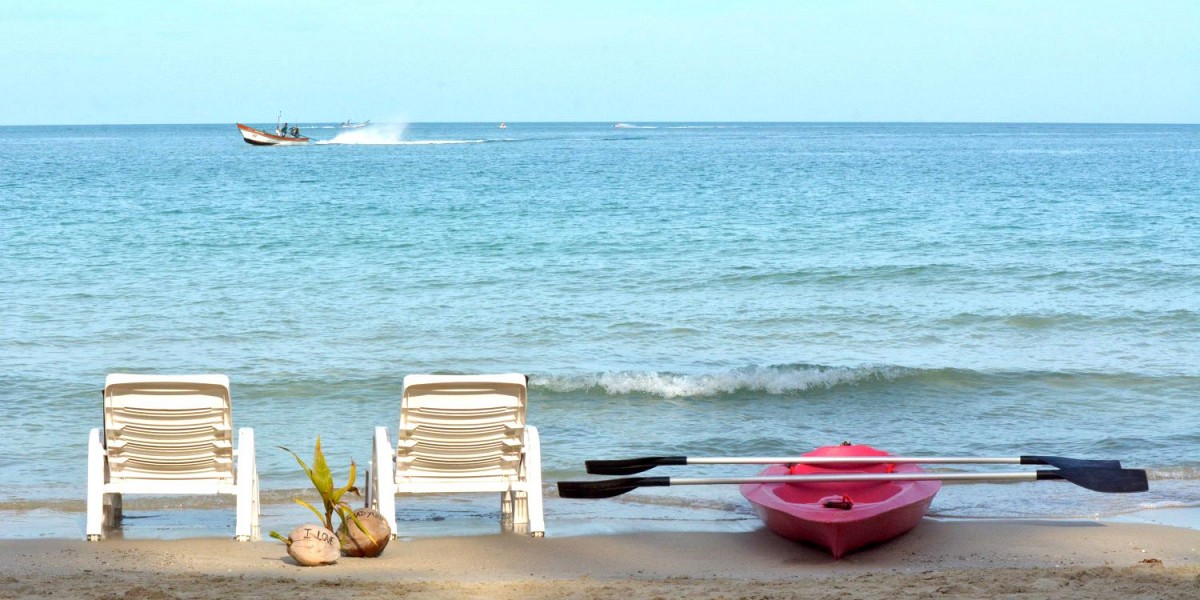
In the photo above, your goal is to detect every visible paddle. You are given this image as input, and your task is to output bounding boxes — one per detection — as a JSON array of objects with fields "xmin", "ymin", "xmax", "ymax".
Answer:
[
  {"xmin": 585, "ymin": 455, "xmax": 1121, "ymax": 475},
  {"xmin": 557, "ymin": 467, "xmax": 1149, "ymax": 499}
]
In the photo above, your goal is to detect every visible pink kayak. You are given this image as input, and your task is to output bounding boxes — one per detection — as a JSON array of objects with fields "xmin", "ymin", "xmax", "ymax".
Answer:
[{"xmin": 740, "ymin": 444, "xmax": 940, "ymax": 558}]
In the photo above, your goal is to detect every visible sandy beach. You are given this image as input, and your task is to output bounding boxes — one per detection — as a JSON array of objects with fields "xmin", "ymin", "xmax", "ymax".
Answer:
[{"xmin": 3, "ymin": 520, "xmax": 1196, "ymax": 599}]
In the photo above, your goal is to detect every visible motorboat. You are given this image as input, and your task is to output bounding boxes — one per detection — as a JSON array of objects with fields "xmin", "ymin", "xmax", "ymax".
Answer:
[{"xmin": 236, "ymin": 123, "xmax": 309, "ymax": 146}]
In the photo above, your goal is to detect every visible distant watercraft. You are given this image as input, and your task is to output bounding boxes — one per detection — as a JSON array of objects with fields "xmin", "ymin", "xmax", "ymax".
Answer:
[
  {"xmin": 614, "ymin": 123, "xmax": 636, "ymax": 128},
  {"xmin": 499, "ymin": 122, "xmax": 507, "ymax": 129},
  {"xmin": 236, "ymin": 123, "xmax": 310, "ymax": 146},
  {"xmin": 340, "ymin": 120, "xmax": 370, "ymax": 128}
]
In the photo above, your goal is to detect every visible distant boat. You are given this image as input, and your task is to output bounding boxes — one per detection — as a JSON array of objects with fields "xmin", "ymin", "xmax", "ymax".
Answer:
[
  {"xmin": 499, "ymin": 122, "xmax": 507, "ymax": 129},
  {"xmin": 340, "ymin": 119, "xmax": 369, "ymax": 128},
  {"xmin": 614, "ymin": 122, "xmax": 635, "ymax": 128},
  {"xmin": 236, "ymin": 123, "xmax": 310, "ymax": 146}
]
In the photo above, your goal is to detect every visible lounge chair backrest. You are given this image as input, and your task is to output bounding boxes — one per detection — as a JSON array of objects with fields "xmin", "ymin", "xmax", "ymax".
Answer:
[
  {"xmin": 103, "ymin": 374, "xmax": 234, "ymax": 483},
  {"xmin": 396, "ymin": 373, "xmax": 527, "ymax": 481}
]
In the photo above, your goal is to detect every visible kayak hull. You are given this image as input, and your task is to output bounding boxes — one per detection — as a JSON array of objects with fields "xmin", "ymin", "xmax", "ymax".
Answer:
[{"xmin": 740, "ymin": 445, "xmax": 940, "ymax": 558}]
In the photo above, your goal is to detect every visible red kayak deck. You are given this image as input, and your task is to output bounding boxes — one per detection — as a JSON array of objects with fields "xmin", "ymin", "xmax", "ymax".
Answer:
[{"xmin": 740, "ymin": 444, "xmax": 940, "ymax": 558}]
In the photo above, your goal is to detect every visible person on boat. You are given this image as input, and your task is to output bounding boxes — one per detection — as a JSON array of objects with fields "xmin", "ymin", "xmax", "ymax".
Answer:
[
  {"xmin": 281, "ymin": 122, "xmax": 288, "ymax": 137},
  {"xmin": 290, "ymin": 126, "xmax": 300, "ymax": 137}
]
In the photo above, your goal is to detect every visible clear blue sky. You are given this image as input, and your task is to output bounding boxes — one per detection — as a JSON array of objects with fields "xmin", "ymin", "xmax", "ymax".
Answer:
[{"xmin": 3, "ymin": 0, "xmax": 1198, "ymax": 125}]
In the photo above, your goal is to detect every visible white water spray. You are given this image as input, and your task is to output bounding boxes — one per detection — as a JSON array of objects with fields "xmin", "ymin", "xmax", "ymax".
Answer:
[
  {"xmin": 318, "ymin": 122, "xmax": 409, "ymax": 145},
  {"xmin": 316, "ymin": 121, "xmax": 485, "ymax": 145}
]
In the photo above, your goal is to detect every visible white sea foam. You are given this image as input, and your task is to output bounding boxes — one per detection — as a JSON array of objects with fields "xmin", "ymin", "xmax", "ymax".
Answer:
[
  {"xmin": 535, "ymin": 365, "xmax": 906, "ymax": 398},
  {"xmin": 1148, "ymin": 467, "xmax": 1200, "ymax": 480},
  {"xmin": 1136, "ymin": 500, "xmax": 1194, "ymax": 510}
]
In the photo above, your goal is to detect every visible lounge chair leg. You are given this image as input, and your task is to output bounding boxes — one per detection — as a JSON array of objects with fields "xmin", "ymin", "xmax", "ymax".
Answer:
[
  {"xmin": 252, "ymin": 464, "xmax": 261, "ymax": 531},
  {"xmin": 102, "ymin": 493, "xmax": 120, "ymax": 529},
  {"xmin": 86, "ymin": 428, "xmax": 106, "ymax": 541},
  {"xmin": 365, "ymin": 462, "xmax": 375, "ymax": 509},
  {"xmin": 378, "ymin": 491, "xmax": 397, "ymax": 539},
  {"xmin": 524, "ymin": 426, "xmax": 546, "ymax": 537},
  {"xmin": 512, "ymin": 490, "xmax": 529, "ymax": 526},
  {"xmin": 372, "ymin": 427, "xmax": 399, "ymax": 538},
  {"xmin": 235, "ymin": 428, "xmax": 258, "ymax": 541}
]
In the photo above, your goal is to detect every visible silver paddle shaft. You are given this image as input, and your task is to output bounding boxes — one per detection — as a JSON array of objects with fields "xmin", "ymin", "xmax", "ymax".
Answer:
[{"xmin": 672, "ymin": 472, "xmax": 1042, "ymax": 485}]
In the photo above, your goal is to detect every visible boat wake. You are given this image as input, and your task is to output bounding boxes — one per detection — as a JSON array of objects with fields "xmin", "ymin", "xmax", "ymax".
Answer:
[
  {"xmin": 318, "ymin": 139, "xmax": 485, "ymax": 146},
  {"xmin": 315, "ymin": 122, "xmax": 485, "ymax": 145}
]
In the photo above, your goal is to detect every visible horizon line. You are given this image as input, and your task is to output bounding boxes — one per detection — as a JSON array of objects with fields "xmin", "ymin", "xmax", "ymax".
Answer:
[{"xmin": 3, "ymin": 120, "xmax": 1198, "ymax": 127}]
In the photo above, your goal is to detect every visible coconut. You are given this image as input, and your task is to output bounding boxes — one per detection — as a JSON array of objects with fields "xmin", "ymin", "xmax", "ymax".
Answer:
[
  {"xmin": 286, "ymin": 524, "xmax": 340, "ymax": 566},
  {"xmin": 338, "ymin": 508, "xmax": 392, "ymax": 557}
]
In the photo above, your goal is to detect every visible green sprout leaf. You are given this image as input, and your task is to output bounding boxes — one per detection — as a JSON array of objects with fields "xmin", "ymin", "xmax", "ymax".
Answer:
[
  {"xmin": 311, "ymin": 436, "xmax": 334, "ymax": 496},
  {"xmin": 331, "ymin": 460, "xmax": 360, "ymax": 504},
  {"xmin": 340, "ymin": 506, "xmax": 378, "ymax": 546},
  {"xmin": 279, "ymin": 436, "xmax": 366, "ymax": 534},
  {"xmin": 279, "ymin": 445, "xmax": 315, "ymax": 483}
]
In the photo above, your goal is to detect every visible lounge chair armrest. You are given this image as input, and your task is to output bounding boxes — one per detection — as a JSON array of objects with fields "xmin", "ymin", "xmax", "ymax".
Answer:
[
  {"xmin": 523, "ymin": 425, "xmax": 545, "ymax": 537},
  {"xmin": 371, "ymin": 427, "xmax": 396, "ymax": 488},
  {"xmin": 370, "ymin": 426, "xmax": 398, "ymax": 537},
  {"xmin": 373, "ymin": 426, "xmax": 395, "ymax": 458},
  {"xmin": 235, "ymin": 428, "xmax": 257, "ymax": 541},
  {"xmin": 236, "ymin": 428, "xmax": 256, "ymax": 478},
  {"xmin": 86, "ymin": 428, "xmax": 107, "ymax": 540}
]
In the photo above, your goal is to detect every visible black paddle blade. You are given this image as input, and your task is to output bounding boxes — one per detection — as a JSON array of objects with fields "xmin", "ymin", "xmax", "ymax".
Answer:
[
  {"xmin": 1022, "ymin": 455, "xmax": 1121, "ymax": 469},
  {"xmin": 585, "ymin": 456, "xmax": 687, "ymax": 475},
  {"xmin": 557, "ymin": 477, "xmax": 670, "ymax": 499},
  {"xmin": 1038, "ymin": 468, "xmax": 1149, "ymax": 493}
]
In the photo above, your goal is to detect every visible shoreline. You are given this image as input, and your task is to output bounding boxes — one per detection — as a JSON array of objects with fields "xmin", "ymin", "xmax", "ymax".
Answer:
[
  {"xmin": 3, "ymin": 501, "xmax": 1198, "ymax": 542},
  {"xmin": 2, "ymin": 520, "xmax": 1197, "ymax": 599},
  {"xmin": 2, "ymin": 501, "xmax": 1198, "ymax": 542}
]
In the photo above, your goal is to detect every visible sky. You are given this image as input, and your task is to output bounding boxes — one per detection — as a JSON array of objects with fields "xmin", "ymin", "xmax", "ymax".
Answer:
[{"xmin": 2, "ymin": 0, "xmax": 1198, "ymax": 125}]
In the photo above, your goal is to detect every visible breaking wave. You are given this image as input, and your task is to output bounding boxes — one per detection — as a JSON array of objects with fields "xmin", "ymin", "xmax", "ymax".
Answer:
[
  {"xmin": 532, "ymin": 364, "xmax": 913, "ymax": 398},
  {"xmin": 526, "ymin": 365, "xmax": 1194, "ymax": 400}
]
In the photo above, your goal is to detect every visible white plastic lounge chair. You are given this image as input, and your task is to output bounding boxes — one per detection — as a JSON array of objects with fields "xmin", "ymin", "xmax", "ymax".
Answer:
[
  {"xmin": 367, "ymin": 373, "xmax": 545, "ymax": 537},
  {"xmin": 86, "ymin": 374, "xmax": 259, "ymax": 541}
]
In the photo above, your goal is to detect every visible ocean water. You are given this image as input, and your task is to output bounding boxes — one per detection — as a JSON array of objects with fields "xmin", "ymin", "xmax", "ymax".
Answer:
[{"xmin": 0, "ymin": 122, "xmax": 1197, "ymax": 540}]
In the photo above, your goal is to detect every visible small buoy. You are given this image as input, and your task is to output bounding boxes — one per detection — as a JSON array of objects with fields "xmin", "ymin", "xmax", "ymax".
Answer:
[
  {"xmin": 287, "ymin": 524, "xmax": 340, "ymax": 566},
  {"xmin": 339, "ymin": 508, "xmax": 392, "ymax": 557}
]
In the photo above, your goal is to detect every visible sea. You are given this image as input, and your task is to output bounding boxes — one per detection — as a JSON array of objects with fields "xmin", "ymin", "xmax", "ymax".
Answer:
[{"xmin": 1, "ymin": 121, "xmax": 1197, "ymax": 540}]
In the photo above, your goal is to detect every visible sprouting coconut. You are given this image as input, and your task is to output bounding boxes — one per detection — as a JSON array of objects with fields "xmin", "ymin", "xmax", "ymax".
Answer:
[
  {"xmin": 269, "ymin": 437, "xmax": 368, "ymax": 564},
  {"xmin": 339, "ymin": 507, "xmax": 391, "ymax": 557},
  {"xmin": 284, "ymin": 524, "xmax": 339, "ymax": 566}
]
